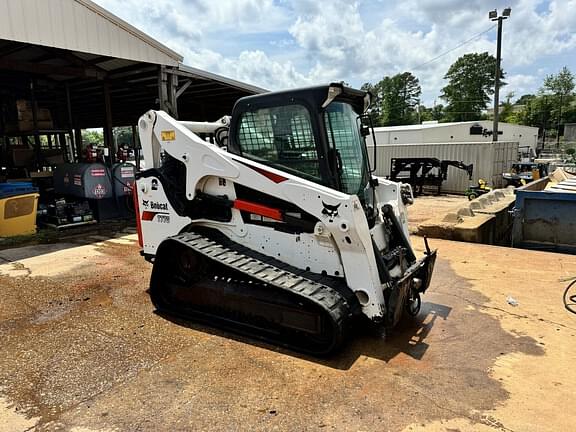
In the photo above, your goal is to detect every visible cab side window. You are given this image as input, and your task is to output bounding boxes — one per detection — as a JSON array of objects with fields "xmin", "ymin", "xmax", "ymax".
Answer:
[{"xmin": 237, "ymin": 105, "xmax": 321, "ymax": 181}]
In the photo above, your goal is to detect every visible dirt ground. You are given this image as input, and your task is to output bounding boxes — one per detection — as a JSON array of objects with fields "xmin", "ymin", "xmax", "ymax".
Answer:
[{"xmin": 1, "ymin": 228, "xmax": 576, "ymax": 431}]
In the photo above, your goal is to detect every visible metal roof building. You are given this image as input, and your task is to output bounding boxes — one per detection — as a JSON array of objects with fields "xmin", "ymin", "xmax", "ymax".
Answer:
[
  {"xmin": 367, "ymin": 120, "xmax": 539, "ymax": 153},
  {"xmin": 0, "ymin": 0, "xmax": 183, "ymax": 67},
  {"xmin": 0, "ymin": 0, "xmax": 265, "ymax": 169}
]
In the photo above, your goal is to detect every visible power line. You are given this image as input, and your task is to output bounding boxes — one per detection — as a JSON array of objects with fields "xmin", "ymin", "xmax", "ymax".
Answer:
[{"xmin": 413, "ymin": 25, "xmax": 497, "ymax": 70}]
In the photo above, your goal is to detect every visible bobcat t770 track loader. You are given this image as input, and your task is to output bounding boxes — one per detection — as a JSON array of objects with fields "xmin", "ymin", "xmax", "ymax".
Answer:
[{"xmin": 135, "ymin": 83, "xmax": 436, "ymax": 355}]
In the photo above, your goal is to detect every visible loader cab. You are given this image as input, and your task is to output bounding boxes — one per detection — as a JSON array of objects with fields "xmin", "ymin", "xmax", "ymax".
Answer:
[{"xmin": 228, "ymin": 83, "xmax": 375, "ymax": 218}]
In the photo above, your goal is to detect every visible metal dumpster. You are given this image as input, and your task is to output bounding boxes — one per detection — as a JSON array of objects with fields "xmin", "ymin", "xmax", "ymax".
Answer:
[{"xmin": 512, "ymin": 169, "xmax": 576, "ymax": 253}]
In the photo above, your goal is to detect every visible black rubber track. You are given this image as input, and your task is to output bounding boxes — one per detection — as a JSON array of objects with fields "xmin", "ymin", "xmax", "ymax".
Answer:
[{"xmin": 149, "ymin": 229, "xmax": 360, "ymax": 356}]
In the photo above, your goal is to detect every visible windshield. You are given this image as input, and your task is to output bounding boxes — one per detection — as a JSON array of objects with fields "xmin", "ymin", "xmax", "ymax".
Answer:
[{"xmin": 324, "ymin": 102, "xmax": 370, "ymax": 196}]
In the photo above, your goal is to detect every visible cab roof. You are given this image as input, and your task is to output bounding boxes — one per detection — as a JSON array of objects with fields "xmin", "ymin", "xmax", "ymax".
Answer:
[{"xmin": 232, "ymin": 83, "xmax": 369, "ymax": 116}]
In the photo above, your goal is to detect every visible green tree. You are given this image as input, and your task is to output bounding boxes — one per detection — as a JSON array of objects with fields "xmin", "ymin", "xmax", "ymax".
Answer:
[
  {"xmin": 419, "ymin": 104, "xmax": 445, "ymax": 122},
  {"xmin": 431, "ymin": 104, "xmax": 445, "ymax": 121},
  {"xmin": 419, "ymin": 105, "xmax": 432, "ymax": 122},
  {"xmin": 542, "ymin": 66, "xmax": 575, "ymax": 139},
  {"xmin": 379, "ymin": 72, "xmax": 422, "ymax": 125},
  {"xmin": 361, "ymin": 81, "xmax": 383, "ymax": 126},
  {"xmin": 441, "ymin": 52, "xmax": 505, "ymax": 122},
  {"xmin": 514, "ymin": 95, "xmax": 553, "ymax": 129},
  {"xmin": 114, "ymin": 127, "xmax": 134, "ymax": 147},
  {"xmin": 505, "ymin": 94, "xmax": 536, "ymax": 125},
  {"xmin": 500, "ymin": 92, "xmax": 516, "ymax": 123},
  {"xmin": 563, "ymin": 103, "xmax": 576, "ymax": 124},
  {"xmin": 515, "ymin": 94, "xmax": 536, "ymax": 106},
  {"xmin": 501, "ymin": 69, "xmax": 575, "ymax": 146},
  {"xmin": 82, "ymin": 129, "xmax": 104, "ymax": 146},
  {"xmin": 544, "ymin": 66, "xmax": 575, "ymax": 98}
]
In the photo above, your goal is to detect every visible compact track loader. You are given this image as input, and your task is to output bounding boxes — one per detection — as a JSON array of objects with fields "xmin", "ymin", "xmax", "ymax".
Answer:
[{"xmin": 135, "ymin": 83, "xmax": 436, "ymax": 355}]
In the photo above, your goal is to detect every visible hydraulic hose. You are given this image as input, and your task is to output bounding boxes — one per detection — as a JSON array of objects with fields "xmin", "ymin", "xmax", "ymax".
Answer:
[{"xmin": 563, "ymin": 277, "xmax": 576, "ymax": 315}]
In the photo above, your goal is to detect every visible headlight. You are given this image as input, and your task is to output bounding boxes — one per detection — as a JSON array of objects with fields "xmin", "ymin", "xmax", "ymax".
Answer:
[{"xmin": 400, "ymin": 183, "xmax": 414, "ymax": 205}]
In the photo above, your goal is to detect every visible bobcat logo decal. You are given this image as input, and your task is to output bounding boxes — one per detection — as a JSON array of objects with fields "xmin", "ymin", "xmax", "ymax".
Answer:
[
  {"xmin": 142, "ymin": 200, "xmax": 149, "ymax": 208},
  {"xmin": 322, "ymin": 201, "xmax": 341, "ymax": 222}
]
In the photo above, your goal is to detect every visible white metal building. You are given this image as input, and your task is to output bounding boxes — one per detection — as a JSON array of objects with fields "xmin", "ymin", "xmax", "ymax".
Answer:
[
  {"xmin": 367, "ymin": 121, "xmax": 539, "ymax": 153},
  {"xmin": 0, "ymin": 0, "xmax": 183, "ymax": 67}
]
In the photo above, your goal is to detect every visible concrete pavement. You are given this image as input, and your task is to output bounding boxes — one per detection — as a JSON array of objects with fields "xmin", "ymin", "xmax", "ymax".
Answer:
[{"xmin": 0, "ymin": 232, "xmax": 575, "ymax": 431}]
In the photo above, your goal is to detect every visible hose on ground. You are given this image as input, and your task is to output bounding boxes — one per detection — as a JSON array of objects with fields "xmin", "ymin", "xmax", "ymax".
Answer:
[{"xmin": 563, "ymin": 277, "xmax": 576, "ymax": 315}]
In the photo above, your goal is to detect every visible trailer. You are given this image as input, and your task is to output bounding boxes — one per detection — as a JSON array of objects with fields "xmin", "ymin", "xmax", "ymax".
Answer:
[
  {"xmin": 367, "ymin": 141, "xmax": 519, "ymax": 194},
  {"xmin": 389, "ymin": 158, "xmax": 473, "ymax": 196}
]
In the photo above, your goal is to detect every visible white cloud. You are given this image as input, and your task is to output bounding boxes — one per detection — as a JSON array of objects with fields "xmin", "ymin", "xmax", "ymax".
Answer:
[
  {"xmin": 505, "ymin": 0, "xmax": 576, "ymax": 65},
  {"xmin": 92, "ymin": 0, "xmax": 576, "ymax": 105},
  {"xmin": 285, "ymin": 0, "xmax": 499, "ymax": 100},
  {"xmin": 96, "ymin": 0, "xmax": 290, "ymax": 40},
  {"xmin": 504, "ymin": 74, "xmax": 540, "ymax": 98},
  {"xmin": 183, "ymin": 48, "xmax": 312, "ymax": 90},
  {"xmin": 269, "ymin": 39, "xmax": 296, "ymax": 49}
]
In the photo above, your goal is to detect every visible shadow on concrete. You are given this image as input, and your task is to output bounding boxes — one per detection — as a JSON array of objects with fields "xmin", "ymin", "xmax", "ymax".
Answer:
[
  {"xmin": 151, "ymin": 253, "xmax": 545, "ymax": 378},
  {"xmin": 326, "ymin": 301, "xmax": 452, "ymax": 369},
  {"xmin": 0, "ymin": 223, "xmax": 136, "ymax": 263},
  {"xmin": 0, "ymin": 242, "xmax": 91, "ymax": 263},
  {"xmin": 156, "ymin": 300, "xmax": 452, "ymax": 371}
]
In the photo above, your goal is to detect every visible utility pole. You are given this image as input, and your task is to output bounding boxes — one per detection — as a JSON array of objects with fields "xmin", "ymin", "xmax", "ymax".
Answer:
[{"xmin": 489, "ymin": 8, "xmax": 511, "ymax": 142}]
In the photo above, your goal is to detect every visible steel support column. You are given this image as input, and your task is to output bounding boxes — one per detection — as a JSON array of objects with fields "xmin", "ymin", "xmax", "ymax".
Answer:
[{"xmin": 103, "ymin": 80, "xmax": 115, "ymax": 164}]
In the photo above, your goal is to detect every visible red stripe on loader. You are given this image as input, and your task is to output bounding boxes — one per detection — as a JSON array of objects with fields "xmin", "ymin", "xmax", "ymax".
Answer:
[
  {"xmin": 233, "ymin": 199, "xmax": 283, "ymax": 221},
  {"xmin": 133, "ymin": 187, "xmax": 143, "ymax": 247},
  {"xmin": 237, "ymin": 161, "xmax": 288, "ymax": 183},
  {"xmin": 141, "ymin": 211, "xmax": 157, "ymax": 221}
]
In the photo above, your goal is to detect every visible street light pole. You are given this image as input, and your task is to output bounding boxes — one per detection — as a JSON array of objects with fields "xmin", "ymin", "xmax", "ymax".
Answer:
[
  {"xmin": 493, "ymin": 17, "xmax": 503, "ymax": 142},
  {"xmin": 489, "ymin": 8, "xmax": 511, "ymax": 142}
]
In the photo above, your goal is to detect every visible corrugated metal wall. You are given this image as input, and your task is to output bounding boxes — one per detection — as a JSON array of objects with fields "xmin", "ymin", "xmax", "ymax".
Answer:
[
  {"xmin": 367, "ymin": 141, "xmax": 519, "ymax": 194},
  {"xmin": 0, "ymin": 0, "xmax": 181, "ymax": 66}
]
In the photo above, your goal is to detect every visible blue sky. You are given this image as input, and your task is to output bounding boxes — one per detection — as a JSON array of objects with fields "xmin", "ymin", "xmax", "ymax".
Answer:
[{"xmin": 94, "ymin": 0, "xmax": 576, "ymax": 106}]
